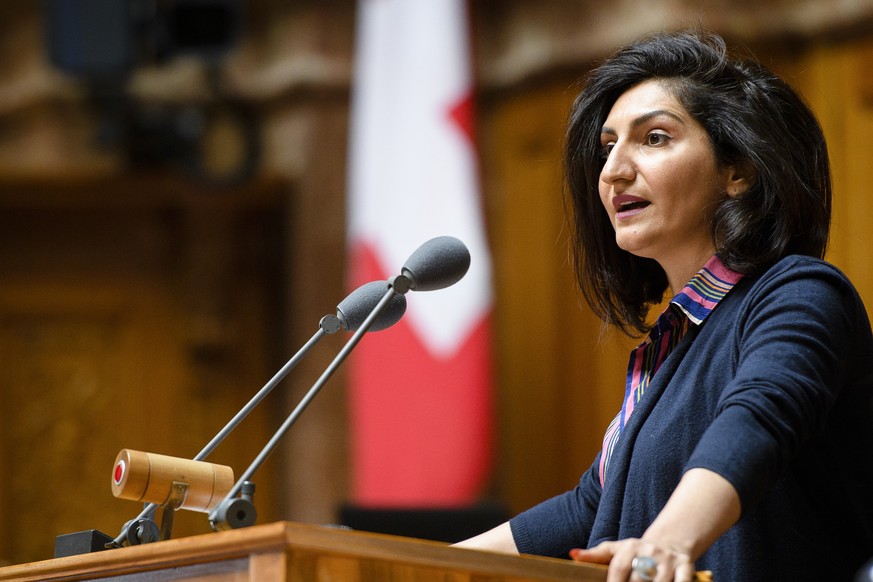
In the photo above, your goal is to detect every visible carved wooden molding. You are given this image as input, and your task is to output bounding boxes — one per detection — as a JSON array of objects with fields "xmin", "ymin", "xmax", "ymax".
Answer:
[{"xmin": 472, "ymin": 0, "xmax": 873, "ymax": 89}]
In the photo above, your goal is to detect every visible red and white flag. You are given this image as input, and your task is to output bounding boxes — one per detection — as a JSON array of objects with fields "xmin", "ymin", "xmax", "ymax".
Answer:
[{"xmin": 346, "ymin": 0, "xmax": 493, "ymax": 507}]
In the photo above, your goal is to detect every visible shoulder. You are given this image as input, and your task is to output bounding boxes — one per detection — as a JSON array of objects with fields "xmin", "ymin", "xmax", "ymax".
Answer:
[
  {"xmin": 745, "ymin": 255, "xmax": 859, "ymax": 302},
  {"xmin": 708, "ymin": 255, "xmax": 857, "ymax": 319},
  {"xmin": 735, "ymin": 254, "xmax": 870, "ymax": 332},
  {"xmin": 757, "ymin": 254, "xmax": 849, "ymax": 280}
]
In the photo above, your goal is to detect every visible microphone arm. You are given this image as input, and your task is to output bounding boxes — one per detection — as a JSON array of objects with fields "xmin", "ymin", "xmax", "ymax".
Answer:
[
  {"xmin": 108, "ymin": 282, "xmax": 407, "ymax": 548},
  {"xmin": 208, "ymin": 285, "xmax": 404, "ymax": 530},
  {"xmin": 111, "ymin": 236, "xmax": 470, "ymax": 539},
  {"xmin": 195, "ymin": 322, "xmax": 332, "ymax": 462},
  {"xmin": 209, "ymin": 236, "xmax": 472, "ymax": 530}
]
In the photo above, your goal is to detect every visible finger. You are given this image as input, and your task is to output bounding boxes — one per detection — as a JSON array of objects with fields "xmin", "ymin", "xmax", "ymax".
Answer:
[
  {"xmin": 607, "ymin": 552, "xmax": 636, "ymax": 582},
  {"xmin": 570, "ymin": 545, "xmax": 614, "ymax": 565},
  {"xmin": 652, "ymin": 559, "xmax": 673, "ymax": 582},
  {"xmin": 673, "ymin": 560, "xmax": 696, "ymax": 582}
]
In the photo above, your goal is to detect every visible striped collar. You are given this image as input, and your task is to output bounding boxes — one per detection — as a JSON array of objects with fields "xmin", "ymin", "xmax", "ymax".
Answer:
[{"xmin": 671, "ymin": 255, "xmax": 744, "ymax": 325}]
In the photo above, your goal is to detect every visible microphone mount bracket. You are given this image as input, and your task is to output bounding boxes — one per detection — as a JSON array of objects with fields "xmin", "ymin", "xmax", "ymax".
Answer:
[
  {"xmin": 319, "ymin": 314, "xmax": 342, "ymax": 334},
  {"xmin": 123, "ymin": 513, "xmax": 160, "ymax": 546},
  {"xmin": 208, "ymin": 481, "xmax": 257, "ymax": 531},
  {"xmin": 389, "ymin": 274, "xmax": 412, "ymax": 294},
  {"xmin": 158, "ymin": 481, "xmax": 190, "ymax": 542}
]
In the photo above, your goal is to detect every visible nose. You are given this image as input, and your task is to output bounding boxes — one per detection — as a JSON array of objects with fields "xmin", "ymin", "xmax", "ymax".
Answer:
[{"xmin": 600, "ymin": 141, "xmax": 635, "ymax": 185}]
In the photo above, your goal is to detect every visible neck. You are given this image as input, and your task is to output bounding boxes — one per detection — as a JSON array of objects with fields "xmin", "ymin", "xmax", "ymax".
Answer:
[{"xmin": 661, "ymin": 250, "xmax": 715, "ymax": 294}]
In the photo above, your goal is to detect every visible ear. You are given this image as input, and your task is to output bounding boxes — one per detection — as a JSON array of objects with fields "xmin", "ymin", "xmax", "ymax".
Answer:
[{"xmin": 724, "ymin": 160, "xmax": 756, "ymax": 198}]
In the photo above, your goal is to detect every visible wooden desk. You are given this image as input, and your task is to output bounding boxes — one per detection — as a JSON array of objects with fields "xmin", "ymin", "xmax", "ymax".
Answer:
[{"xmin": 0, "ymin": 521, "xmax": 608, "ymax": 581}]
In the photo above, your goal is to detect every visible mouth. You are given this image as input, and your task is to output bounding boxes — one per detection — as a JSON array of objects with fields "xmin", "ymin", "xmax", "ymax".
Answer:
[{"xmin": 612, "ymin": 194, "xmax": 650, "ymax": 217}]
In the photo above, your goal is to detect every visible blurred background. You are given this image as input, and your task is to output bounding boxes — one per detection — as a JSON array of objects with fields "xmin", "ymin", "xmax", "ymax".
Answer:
[{"xmin": 1, "ymin": 0, "xmax": 873, "ymax": 565}]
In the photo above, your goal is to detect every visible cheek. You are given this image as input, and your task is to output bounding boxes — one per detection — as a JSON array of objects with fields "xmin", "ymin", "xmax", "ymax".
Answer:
[{"xmin": 678, "ymin": 175, "xmax": 722, "ymax": 222}]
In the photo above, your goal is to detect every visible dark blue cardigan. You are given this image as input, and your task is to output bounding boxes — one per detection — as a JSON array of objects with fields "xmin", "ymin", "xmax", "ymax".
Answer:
[{"xmin": 510, "ymin": 255, "xmax": 873, "ymax": 581}]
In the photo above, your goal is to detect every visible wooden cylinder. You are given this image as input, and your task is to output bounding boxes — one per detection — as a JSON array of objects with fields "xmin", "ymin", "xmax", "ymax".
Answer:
[{"xmin": 111, "ymin": 449, "xmax": 235, "ymax": 513}]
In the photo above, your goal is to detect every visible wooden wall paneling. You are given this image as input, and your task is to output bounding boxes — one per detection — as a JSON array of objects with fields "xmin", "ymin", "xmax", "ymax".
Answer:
[
  {"xmin": 0, "ymin": 268, "xmax": 185, "ymax": 563},
  {"xmin": 836, "ymin": 38, "xmax": 873, "ymax": 306},
  {"xmin": 485, "ymin": 82, "xmax": 567, "ymax": 511},
  {"xmin": 796, "ymin": 42, "xmax": 852, "ymax": 278},
  {"xmin": 0, "ymin": 203, "xmax": 191, "ymax": 565},
  {"xmin": 482, "ymin": 80, "xmax": 629, "ymax": 514},
  {"xmin": 794, "ymin": 37, "xmax": 873, "ymax": 307},
  {"xmin": 274, "ymin": 98, "xmax": 351, "ymax": 526},
  {"xmin": 0, "ymin": 184, "xmax": 286, "ymax": 565},
  {"xmin": 171, "ymin": 202, "xmax": 283, "ymax": 530}
]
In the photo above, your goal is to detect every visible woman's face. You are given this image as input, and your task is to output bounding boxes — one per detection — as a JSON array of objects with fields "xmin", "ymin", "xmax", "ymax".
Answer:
[{"xmin": 598, "ymin": 79, "xmax": 733, "ymax": 285}]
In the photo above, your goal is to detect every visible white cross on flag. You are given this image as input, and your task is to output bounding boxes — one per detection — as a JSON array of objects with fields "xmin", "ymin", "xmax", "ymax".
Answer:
[{"xmin": 346, "ymin": 0, "xmax": 494, "ymax": 506}]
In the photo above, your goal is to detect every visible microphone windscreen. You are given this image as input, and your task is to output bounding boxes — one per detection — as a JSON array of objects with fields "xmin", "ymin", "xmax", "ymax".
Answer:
[
  {"xmin": 337, "ymin": 280, "xmax": 407, "ymax": 332},
  {"xmin": 402, "ymin": 236, "xmax": 471, "ymax": 291}
]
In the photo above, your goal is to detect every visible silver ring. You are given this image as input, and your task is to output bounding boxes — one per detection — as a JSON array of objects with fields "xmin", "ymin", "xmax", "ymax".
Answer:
[{"xmin": 631, "ymin": 555, "xmax": 657, "ymax": 581}]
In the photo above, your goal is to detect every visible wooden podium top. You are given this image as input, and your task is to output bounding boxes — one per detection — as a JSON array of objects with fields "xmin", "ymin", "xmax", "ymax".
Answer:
[{"xmin": 0, "ymin": 521, "xmax": 609, "ymax": 581}]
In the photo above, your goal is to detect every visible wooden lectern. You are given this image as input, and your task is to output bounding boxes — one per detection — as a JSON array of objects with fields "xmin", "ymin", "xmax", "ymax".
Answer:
[{"xmin": 0, "ymin": 521, "xmax": 608, "ymax": 581}]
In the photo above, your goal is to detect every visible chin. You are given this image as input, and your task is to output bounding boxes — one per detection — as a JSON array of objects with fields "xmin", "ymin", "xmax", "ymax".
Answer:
[{"xmin": 614, "ymin": 238, "xmax": 651, "ymax": 257}]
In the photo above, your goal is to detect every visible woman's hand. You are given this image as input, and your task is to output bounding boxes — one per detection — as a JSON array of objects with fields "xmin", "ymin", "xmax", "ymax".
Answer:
[
  {"xmin": 570, "ymin": 538, "xmax": 695, "ymax": 581},
  {"xmin": 570, "ymin": 468, "xmax": 739, "ymax": 581}
]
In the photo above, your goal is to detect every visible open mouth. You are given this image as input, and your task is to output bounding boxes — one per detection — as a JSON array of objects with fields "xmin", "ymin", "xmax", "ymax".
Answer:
[
  {"xmin": 613, "ymin": 196, "xmax": 651, "ymax": 218},
  {"xmin": 619, "ymin": 200, "xmax": 650, "ymax": 212}
]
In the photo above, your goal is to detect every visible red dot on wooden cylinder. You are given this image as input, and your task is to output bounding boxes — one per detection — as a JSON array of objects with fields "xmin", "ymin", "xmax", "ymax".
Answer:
[{"xmin": 114, "ymin": 460, "xmax": 125, "ymax": 485}]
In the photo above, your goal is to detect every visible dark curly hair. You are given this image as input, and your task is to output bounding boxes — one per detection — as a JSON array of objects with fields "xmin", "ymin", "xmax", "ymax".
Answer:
[{"xmin": 565, "ymin": 30, "xmax": 831, "ymax": 336}]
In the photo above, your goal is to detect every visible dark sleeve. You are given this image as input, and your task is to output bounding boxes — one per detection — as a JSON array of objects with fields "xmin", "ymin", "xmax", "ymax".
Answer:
[
  {"xmin": 508, "ymin": 453, "xmax": 602, "ymax": 557},
  {"xmin": 685, "ymin": 258, "xmax": 863, "ymax": 512}
]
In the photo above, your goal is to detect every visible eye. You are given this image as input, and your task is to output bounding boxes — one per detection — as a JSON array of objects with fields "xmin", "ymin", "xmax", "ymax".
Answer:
[
  {"xmin": 601, "ymin": 140, "xmax": 615, "ymax": 159},
  {"xmin": 645, "ymin": 131, "xmax": 671, "ymax": 147}
]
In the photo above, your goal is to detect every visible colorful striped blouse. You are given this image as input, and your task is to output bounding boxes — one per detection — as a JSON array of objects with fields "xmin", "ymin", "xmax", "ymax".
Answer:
[{"xmin": 598, "ymin": 255, "xmax": 744, "ymax": 487}]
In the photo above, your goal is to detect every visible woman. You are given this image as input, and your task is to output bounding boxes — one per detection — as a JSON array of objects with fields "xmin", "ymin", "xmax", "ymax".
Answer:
[{"xmin": 456, "ymin": 31, "xmax": 873, "ymax": 581}]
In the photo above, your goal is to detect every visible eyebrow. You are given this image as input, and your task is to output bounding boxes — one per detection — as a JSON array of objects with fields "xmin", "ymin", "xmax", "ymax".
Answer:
[{"xmin": 601, "ymin": 109, "xmax": 686, "ymax": 136}]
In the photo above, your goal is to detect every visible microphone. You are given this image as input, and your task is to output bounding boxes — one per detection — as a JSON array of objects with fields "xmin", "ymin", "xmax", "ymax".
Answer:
[
  {"xmin": 330, "ymin": 280, "xmax": 408, "ymax": 333},
  {"xmin": 105, "ymin": 281, "xmax": 406, "ymax": 548},
  {"xmin": 208, "ymin": 236, "xmax": 471, "ymax": 531},
  {"xmin": 391, "ymin": 235, "xmax": 471, "ymax": 293}
]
